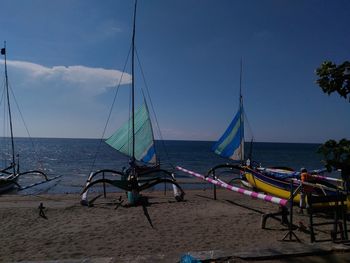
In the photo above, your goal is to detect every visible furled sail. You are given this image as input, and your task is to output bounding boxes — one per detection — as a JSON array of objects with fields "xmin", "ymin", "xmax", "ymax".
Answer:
[
  {"xmin": 212, "ymin": 107, "xmax": 244, "ymax": 161},
  {"xmin": 106, "ymin": 103, "xmax": 156, "ymax": 164}
]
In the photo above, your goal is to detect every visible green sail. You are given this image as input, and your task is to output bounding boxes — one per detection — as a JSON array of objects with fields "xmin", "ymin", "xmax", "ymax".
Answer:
[{"xmin": 105, "ymin": 103, "xmax": 156, "ymax": 164}]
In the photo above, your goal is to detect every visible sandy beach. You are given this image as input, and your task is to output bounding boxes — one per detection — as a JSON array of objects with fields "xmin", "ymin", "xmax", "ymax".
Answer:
[{"xmin": 1, "ymin": 188, "xmax": 349, "ymax": 262}]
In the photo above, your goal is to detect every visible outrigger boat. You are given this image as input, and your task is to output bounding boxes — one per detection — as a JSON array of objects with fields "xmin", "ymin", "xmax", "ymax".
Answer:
[
  {"xmin": 206, "ymin": 61, "xmax": 345, "ymax": 206},
  {"xmin": 81, "ymin": 0, "xmax": 184, "ymax": 206},
  {"xmin": 244, "ymin": 166, "xmax": 343, "ymax": 204},
  {"xmin": 0, "ymin": 43, "xmax": 60, "ymax": 194}
]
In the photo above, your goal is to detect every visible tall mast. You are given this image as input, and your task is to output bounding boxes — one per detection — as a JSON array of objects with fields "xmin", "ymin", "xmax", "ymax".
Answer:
[
  {"xmin": 2, "ymin": 41, "xmax": 16, "ymax": 173},
  {"xmin": 131, "ymin": 0, "xmax": 138, "ymax": 164},
  {"xmin": 239, "ymin": 59, "xmax": 243, "ymax": 109},
  {"xmin": 239, "ymin": 58, "xmax": 244, "ymax": 162}
]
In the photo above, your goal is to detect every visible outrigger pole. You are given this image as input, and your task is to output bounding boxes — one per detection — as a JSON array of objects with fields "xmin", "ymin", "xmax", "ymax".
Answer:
[{"xmin": 177, "ymin": 166, "xmax": 288, "ymax": 206}]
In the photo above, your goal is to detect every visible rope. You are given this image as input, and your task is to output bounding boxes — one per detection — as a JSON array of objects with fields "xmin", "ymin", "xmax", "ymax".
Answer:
[
  {"xmin": 89, "ymin": 44, "xmax": 132, "ymax": 174},
  {"xmin": 128, "ymin": 56, "xmax": 132, "ymax": 159},
  {"xmin": 8, "ymin": 82, "xmax": 44, "ymax": 170},
  {"xmin": 135, "ymin": 48, "xmax": 174, "ymax": 169},
  {"xmin": 1, "ymin": 77, "xmax": 6, "ymax": 168},
  {"xmin": 244, "ymin": 110, "xmax": 255, "ymax": 159},
  {"xmin": 244, "ymin": 110, "xmax": 254, "ymax": 142},
  {"xmin": 0, "ymin": 77, "xmax": 5, "ymax": 105},
  {"xmin": 1, "ymin": 75, "xmax": 11, "ymax": 168}
]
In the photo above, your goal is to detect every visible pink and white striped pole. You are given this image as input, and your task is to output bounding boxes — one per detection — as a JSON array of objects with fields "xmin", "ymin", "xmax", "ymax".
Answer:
[
  {"xmin": 311, "ymin": 174, "xmax": 343, "ymax": 183},
  {"xmin": 176, "ymin": 166, "xmax": 288, "ymax": 207}
]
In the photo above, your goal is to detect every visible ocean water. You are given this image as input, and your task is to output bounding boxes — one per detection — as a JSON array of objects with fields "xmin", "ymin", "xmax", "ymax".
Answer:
[{"xmin": 2, "ymin": 138, "xmax": 328, "ymax": 194}]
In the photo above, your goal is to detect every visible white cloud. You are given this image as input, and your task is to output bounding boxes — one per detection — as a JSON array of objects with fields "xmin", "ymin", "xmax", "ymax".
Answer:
[{"xmin": 1, "ymin": 60, "xmax": 132, "ymax": 96}]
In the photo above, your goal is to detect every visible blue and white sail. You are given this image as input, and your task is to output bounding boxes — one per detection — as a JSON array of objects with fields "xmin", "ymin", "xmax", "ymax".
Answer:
[
  {"xmin": 105, "ymin": 102, "xmax": 156, "ymax": 164},
  {"xmin": 213, "ymin": 60, "xmax": 245, "ymax": 162},
  {"xmin": 212, "ymin": 105, "xmax": 244, "ymax": 161}
]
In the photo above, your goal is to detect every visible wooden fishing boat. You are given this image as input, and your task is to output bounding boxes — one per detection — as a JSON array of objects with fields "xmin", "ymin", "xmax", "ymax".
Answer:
[
  {"xmin": 244, "ymin": 166, "xmax": 340, "ymax": 203},
  {"xmin": 206, "ymin": 60, "xmax": 345, "ymax": 206}
]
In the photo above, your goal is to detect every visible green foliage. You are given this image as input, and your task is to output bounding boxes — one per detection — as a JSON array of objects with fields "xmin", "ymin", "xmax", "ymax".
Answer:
[
  {"xmin": 316, "ymin": 61, "xmax": 350, "ymax": 101},
  {"xmin": 317, "ymin": 139, "xmax": 350, "ymax": 193},
  {"xmin": 316, "ymin": 61, "xmax": 350, "ymax": 189},
  {"xmin": 318, "ymin": 139, "xmax": 350, "ymax": 172},
  {"xmin": 318, "ymin": 139, "xmax": 350, "ymax": 190}
]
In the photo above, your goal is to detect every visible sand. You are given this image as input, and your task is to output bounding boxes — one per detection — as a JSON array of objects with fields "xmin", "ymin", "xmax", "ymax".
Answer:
[{"xmin": 0, "ymin": 188, "xmax": 347, "ymax": 262}]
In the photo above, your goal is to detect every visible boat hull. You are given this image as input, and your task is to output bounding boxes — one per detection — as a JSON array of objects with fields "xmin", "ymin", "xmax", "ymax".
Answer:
[
  {"xmin": 244, "ymin": 167, "xmax": 345, "ymax": 207},
  {"xmin": 244, "ymin": 168, "xmax": 301, "ymax": 202},
  {"xmin": 0, "ymin": 175, "xmax": 18, "ymax": 194}
]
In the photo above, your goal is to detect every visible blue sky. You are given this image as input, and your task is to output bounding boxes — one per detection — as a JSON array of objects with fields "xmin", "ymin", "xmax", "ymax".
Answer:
[{"xmin": 0, "ymin": 0, "xmax": 349, "ymax": 143}]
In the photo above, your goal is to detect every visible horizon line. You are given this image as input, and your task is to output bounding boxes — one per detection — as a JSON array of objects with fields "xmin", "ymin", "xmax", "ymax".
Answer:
[{"xmin": 4, "ymin": 136, "xmax": 324, "ymax": 145}]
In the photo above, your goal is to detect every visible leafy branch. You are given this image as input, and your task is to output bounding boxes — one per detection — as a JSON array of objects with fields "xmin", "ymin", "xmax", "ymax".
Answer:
[{"xmin": 316, "ymin": 61, "xmax": 350, "ymax": 101}]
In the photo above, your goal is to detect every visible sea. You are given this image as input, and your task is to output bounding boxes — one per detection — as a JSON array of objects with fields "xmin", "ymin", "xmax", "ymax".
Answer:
[{"xmin": 2, "ymin": 138, "xmax": 332, "ymax": 195}]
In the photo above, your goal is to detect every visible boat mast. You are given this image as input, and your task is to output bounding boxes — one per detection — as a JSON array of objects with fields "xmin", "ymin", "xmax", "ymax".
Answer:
[
  {"xmin": 239, "ymin": 58, "xmax": 244, "ymax": 163},
  {"xmin": 2, "ymin": 41, "xmax": 16, "ymax": 174},
  {"xmin": 131, "ymin": 0, "xmax": 138, "ymax": 165}
]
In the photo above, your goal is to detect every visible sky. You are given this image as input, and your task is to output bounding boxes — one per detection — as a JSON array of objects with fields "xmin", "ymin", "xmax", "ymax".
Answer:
[{"xmin": 0, "ymin": 0, "xmax": 349, "ymax": 143}]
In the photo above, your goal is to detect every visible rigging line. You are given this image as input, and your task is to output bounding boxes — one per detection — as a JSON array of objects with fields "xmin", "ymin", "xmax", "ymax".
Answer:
[
  {"xmin": 0, "ymin": 77, "xmax": 5, "ymax": 106},
  {"xmin": 244, "ymin": 111, "xmax": 254, "ymax": 142},
  {"xmin": 244, "ymin": 110, "xmax": 255, "ymax": 162},
  {"xmin": 4, "ymin": 43, "xmax": 16, "ymax": 173},
  {"xmin": 128, "ymin": 67, "xmax": 132, "ymax": 159},
  {"xmin": 236, "ymin": 58, "xmax": 244, "ymax": 163},
  {"xmin": 131, "ymin": 0, "xmax": 138, "ymax": 162},
  {"xmin": 135, "ymin": 48, "xmax": 174, "ymax": 168},
  {"xmin": 1, "ymin": 78, "xmax": 6, "ymax": 168},
  {"xmin": 8, "ymin": 82, "xmax": 43, "ymax": 169},
  {"xmin": 4, "ymin": 102, "xmax": 10, "ymax": 167},
  {"xmin": 89, "ymin": 44, "xmax": 132, "ymax": 174},
  {"xmin": 1, "ymin": 73, "xmax": 5, "ymax": 165},
  {"xmin": 139, "ymin": 88, "xmax": 158, "ymax": 164},
  {"xmin": 3, "ymin": 78, "xmax": 10, "ymax": 167}
]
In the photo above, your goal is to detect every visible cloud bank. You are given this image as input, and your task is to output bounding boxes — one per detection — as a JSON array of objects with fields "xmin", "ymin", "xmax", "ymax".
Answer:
[{"xmin": 2, "ymin": 60, "xmax": 132, "ymax": 96}]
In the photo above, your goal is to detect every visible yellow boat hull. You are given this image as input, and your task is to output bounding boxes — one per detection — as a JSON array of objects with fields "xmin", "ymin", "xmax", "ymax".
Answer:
[
  {"xmin": 245, "ymin": 170, "xmax": 350, "ymax": 208},
  {"xmin": 245, "ymin": 172, "xmax": 300, "ymax": 203}
]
